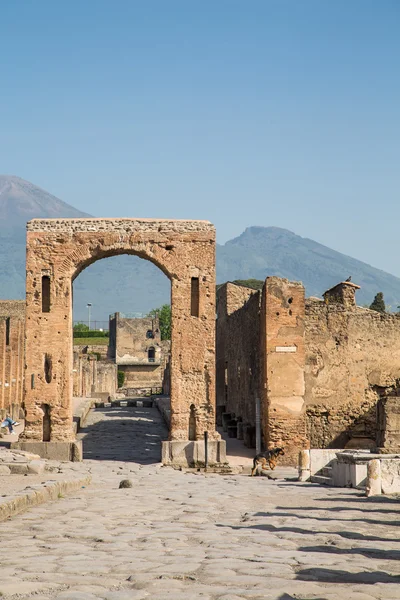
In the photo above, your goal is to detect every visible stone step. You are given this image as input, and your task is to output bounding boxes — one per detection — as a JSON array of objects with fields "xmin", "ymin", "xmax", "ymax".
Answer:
[
  {"xmin": 311, "ymin": 475, "xmax": 333, "ymax": 486},
  {"xmin": 320, "ymin": 466, "xmax": 333, "ymax": 477}
]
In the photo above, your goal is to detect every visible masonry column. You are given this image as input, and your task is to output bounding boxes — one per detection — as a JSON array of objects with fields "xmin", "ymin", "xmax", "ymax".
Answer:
[
  {"xmin": 16, "ymin": 226, "xmax": 78, "ymax": 460},
  {"xmin": 262, "ymin": 277, "xmax": 308, "ymax": 465},
  {"xmin": 163, "ymin": 231, "xmax": 225, "ymax": 467}
]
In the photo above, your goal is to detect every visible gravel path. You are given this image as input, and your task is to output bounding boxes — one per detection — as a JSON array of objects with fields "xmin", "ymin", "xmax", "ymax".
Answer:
[{"xmin": 0, "ymin": 405, "xmax": 399, "ymax": 600}]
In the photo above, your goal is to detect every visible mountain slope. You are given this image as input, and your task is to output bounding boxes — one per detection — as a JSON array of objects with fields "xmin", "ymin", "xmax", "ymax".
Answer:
[
  {"xmin": 1, "ymin": 176, "xmax": 400, "ymax": 317},
  {"xmin": 217, "ymin": 226, "xmax": 400, "ymax": 308},
  {"xmin": 0, "ymin": 175, "xmax": 91, "ymax": 225}
]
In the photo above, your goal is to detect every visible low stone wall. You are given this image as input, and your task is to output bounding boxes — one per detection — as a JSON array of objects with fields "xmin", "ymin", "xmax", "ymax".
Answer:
[
  {"xmin": 300, "ymin": 448, "xmax": 400, "ymax": 496},
  {"xmin": 154, "ymin": 396, "xmax": 171, "ymax": 428}
]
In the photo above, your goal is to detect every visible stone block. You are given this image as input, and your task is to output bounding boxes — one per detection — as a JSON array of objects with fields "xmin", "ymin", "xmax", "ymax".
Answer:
[
  {"xmin": 0, "ymin": 464, "xmax": 11, "ymax": 475},
  {"xmin": 11, "ymin": 441, "xmax": 83, "ymax": 462},
  {"xmin": 27, "ymin": 460, "xmax": 46, "ymax": 474},
  {"xmin": 6, "ymin": 463, "xmax": 29, "ymax": 474},
  {"xmin": 366, "ymin": 459, "xmax": 382, "ymax": 496},
  {"xmin": 298, "ymin": 449, "xmax": 311, "ymax": 481},
  {"xmin": 380, "ymin": 458, "xmax": 400, "ymax": 494},
  {"xmin": 162, "ymin": 440, "xmax": 227, "ymax": 467},
  {"xmin": 309, "ymin": 449, "xmax": 343, "ymax": 477}
]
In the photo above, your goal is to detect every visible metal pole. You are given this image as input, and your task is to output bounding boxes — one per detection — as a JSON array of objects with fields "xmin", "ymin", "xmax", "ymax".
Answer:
[
  {"xmin": 87, "ymin": 303, "xmax": 92, "ymax": 330},
  {"xmin": 204, "ymin": 431, "xmax": 209, "ymax": 470},
  {"xmin": 255, "ymin": 397, "xmax": 261, "ymax": 454}
]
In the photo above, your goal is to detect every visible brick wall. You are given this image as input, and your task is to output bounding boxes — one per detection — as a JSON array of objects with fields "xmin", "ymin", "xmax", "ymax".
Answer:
[{"xmin": 0, "ymin": 301, "xmax": 25, "ymax": 420}]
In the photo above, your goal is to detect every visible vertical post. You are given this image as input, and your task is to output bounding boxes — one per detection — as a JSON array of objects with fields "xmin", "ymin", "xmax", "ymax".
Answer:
[
  {"xmin": 255, "ymin": 397, "xmax": 261, "ymax": 454},
  {"xmin": 87, "ymin": 303, "xmax": 92, "ymax": 330},
  {"xmin": 204, "ymin": 430, "xmax": 208, "ymax": 470}
]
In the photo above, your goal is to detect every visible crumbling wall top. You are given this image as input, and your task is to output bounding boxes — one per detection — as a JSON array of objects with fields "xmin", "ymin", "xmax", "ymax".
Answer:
[{"xmin": 27, "ymin": 218, "xmax": 215, "ymax": 236}]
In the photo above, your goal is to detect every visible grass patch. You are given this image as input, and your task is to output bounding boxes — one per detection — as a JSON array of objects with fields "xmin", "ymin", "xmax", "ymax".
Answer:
[{"xmin": 73, "ymin": 337, "xmax": 109, "ymax": 346}]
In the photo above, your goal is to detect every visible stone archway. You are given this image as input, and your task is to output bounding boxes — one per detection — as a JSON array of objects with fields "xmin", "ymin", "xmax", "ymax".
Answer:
[{"xmin": 17, "ymin": 218, "xmax": 225, "ymax": 465}]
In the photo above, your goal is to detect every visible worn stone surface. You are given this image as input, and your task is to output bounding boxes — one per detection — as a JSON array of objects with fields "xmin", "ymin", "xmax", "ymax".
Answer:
[
  {"xmin": 1, "ymin": 403, "xmax": 399, "ymax": 600},
  {"xmin": 23, "ymin": 218, "xmax": 217, "ymax": 447}
]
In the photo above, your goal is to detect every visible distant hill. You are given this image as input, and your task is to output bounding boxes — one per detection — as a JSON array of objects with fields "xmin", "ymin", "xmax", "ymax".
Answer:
[
  {"xmin": 217, "ymin": 226, "xmax": 400, "ymax": 308},
  {"xmin": 1, "ymin": 176, "xmax": 400, "ymax": 317}
]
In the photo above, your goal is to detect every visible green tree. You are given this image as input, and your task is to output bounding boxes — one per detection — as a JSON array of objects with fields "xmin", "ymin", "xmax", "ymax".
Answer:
[
  {"xmin": 73, "ymin": 322, "xmax": 90, "ymax": 332},
  {"xmin": 369, "ymin": 292, "xmax": 386, "ymax": 314},
  {"xmin": 148, "ymin": 304, "xmax": 171, "ymax": 340},
  {"xmin": 117, "ymin": 370, "xmax": 125, "ymax": 388}
]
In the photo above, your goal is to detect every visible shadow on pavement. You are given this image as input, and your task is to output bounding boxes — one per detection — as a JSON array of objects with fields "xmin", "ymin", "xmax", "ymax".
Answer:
[
  {"xmin": 79, "ymin": 405, "xmax": 168, "ymax": 464},
  {"xmin": 298, "ymin": 544, "xmax": 400, "ymax": 561},
  {"xmin": 296, "ymin": 567, "xmax": 400, "ymax": 584},
  {"xmin": 216, "ymin": 520, "xmax": 400, "ymax": 543},
  {"xmin": 253, "ymin": 509, "xmax": 400, "ymax": 528}
]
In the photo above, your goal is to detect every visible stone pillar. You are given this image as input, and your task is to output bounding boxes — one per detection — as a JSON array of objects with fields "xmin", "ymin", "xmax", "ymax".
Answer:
[
  {"xmin": 298, "ymin": 449, "xmax": 311, "ymax": 481},
  {"xmin": 261, "ymin": 277, "xmax": 308, "ymax": 465},
  {"xmin": 169, "ymin": 277, "xmax": 216, "ymax": 441},
  {"xmin": 366, "ymin": 459, "xmax": 382, "ymax": 497},
  {"xmin": 22, "ymin": 258, "xmax": 74, "ymax": 443}
]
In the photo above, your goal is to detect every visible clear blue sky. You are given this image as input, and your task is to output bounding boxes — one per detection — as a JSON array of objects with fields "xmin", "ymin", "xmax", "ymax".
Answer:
[{"xmin": 1, "ymin": 1, "xmax": 399, "ymax": 274}]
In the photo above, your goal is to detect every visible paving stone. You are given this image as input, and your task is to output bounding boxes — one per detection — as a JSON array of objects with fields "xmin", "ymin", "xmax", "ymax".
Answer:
[{"xmin": 1, "ymin": 404, "xmax": 399, "ymax": 600}]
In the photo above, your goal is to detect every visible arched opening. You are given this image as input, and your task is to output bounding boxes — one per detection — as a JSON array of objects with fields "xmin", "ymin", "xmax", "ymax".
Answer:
[
  {"xmin": 72, "ymin": 252, "xmax": 171, "ymax": 461},
  {"xmin": 23, "ymin": 218, "xmax": 218, "ymax": 467}
]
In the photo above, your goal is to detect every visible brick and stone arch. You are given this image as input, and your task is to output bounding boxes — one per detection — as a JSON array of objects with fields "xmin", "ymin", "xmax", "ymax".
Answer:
[{"xmin": 22, "ymin": 218, "xmax": 220, "ymax": 458}]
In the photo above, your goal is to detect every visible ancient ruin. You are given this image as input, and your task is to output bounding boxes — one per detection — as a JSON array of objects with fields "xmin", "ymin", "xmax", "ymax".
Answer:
[
  {"xmin": 0, "ymin": 300, "xmax": 25, "ymax": 423},
  {"xmin": 108, "ymin": 312, "xmax": 170, "ymax": 396},
  {"xmin": 17, "ymin": 218, "xmax": 222, "ymax": 464},
  {"xmin": 217, "ymin": 277, "xmax": 400, "ymax": 465}
]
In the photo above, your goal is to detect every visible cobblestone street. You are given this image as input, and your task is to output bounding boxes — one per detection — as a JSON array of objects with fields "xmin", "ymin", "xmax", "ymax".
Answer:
[{"xmin": 0, "ymin": 404, "xmax": 399, "ymax": 600}]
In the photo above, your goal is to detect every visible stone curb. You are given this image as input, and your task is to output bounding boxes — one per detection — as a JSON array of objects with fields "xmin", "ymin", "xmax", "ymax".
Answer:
[
  {"xmin": 0, "ymin": 475, "xmax": 92, "ymax": 522},
  {"xmin": 73, "ymin": 398, "xmax": 95, "ymax": 434}
]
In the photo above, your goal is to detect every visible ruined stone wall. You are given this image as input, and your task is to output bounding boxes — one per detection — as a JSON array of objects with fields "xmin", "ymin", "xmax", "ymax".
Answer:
[
  {"xmin": 120, "ymin": 364, "xmax": 163, "ymax": 387},
  {"xmin": 73, "ymin": 350, "xmax": 117, "ymax": 398},
  {"xmin": 114, "ymin": 314, "xmax": 162, "ymax": 365},
  {"xmin": 216, "ymin": 283, "xmax": 260, "ymax": 427},
  {"xmin": 77, "ymin": 344, "xmax": 109, "ymax": 360},
  {"xmin": 305, "ymin": 300, "xmax": 400, "ymax": 449},
  {"xmin": 94, "ymin": 361, "xmax": 117, "ymax": 396},
  {"xmin": 216, "ymin": 275, "xmax": 400, "ymax": 466},
  {"xmin": 0, "ymin": 301, "xmax": 25, "ymax": 419},
  {"xmin": 111, "ymin": 314, "xmax": 170, "ymax": 392},
  {"xmin": 24, "ymin": 218, "xmax": 217, "ymax": 443}
]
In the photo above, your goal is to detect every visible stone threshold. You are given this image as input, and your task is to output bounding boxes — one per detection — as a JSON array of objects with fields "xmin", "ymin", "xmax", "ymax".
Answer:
[
  {"xmin": 0, "ymin": 475, "xmax": 91, "ymax": 522},
  {"xmin": 94, "ymin": 398, "xmax": 154, "ymax": 409}
]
